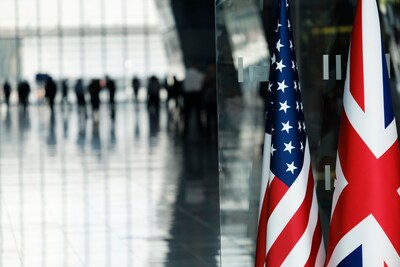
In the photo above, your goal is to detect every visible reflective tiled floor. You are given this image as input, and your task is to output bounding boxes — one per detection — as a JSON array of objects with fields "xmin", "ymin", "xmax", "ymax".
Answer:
[{"xmin": 0, "ymin": 103, "xmax": 220, "ymax": 267}]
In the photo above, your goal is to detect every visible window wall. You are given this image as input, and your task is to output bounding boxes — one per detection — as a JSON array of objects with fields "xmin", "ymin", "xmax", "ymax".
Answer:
[{"xmin": 0, "ymin": 0, "xmax": 178, "ymax": 102}]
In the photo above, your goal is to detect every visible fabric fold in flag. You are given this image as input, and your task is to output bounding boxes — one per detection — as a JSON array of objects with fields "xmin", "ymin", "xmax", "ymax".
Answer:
[
  {"xmin": 325, "ymin": 0, "xmax": 400, "ymax": 266},
  {"xmin": 255, "ymin": 0, "xmax": 325, "ymax": 266}
]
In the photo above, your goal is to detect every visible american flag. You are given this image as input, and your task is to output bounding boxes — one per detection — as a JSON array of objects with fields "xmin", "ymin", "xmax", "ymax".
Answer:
[
  {"xmin": 255, "ymin": 0, "xmax": 325, "ymax": 266},
  {"xmin": 326, "ymin": 0, "xmax": 400, "ymax": 265}
]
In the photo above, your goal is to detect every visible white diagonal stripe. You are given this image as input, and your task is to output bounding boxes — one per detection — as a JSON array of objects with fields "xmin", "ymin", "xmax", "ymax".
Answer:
[
  {"xmin": 331, "ymin": 154, "xmax": 348, "ymax": 216},
  {"xmin": 343, "ymin": 0, "xmax": 398, "ymax": 159},
  {"xmin": 327, "ymin": 215, "xmax": 400, "ymax": 266},
  {"xmin": 281, "ymin": 189, "xmax": 320, "ymax": 266},
  {"xmin": 266, "ymin": 141, "xmax": 311, "ymax": 253},
  {"xmin": 315, "ymin": 239, "xmax": 326, "ymax": 267}
]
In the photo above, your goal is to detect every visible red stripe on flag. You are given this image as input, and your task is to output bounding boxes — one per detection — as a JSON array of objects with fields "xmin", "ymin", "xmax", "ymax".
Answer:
[
  {"xmin": 304, "ymin": 218, "xmax": 323, "ymax": 267},
  {"xmin": 350, "ymin": 0, "xmax": 365, "ymax": 111},
  {"xmin": 265, "ymin": 170, "xmax": 315, "ymax": 266},
  {"xmin": 266, "ymin": 177, "xmax": 290, "ymax": 220},
  {"xmin": 326, "ymin": 113, "xmax": 400, "ymax": 262},
  {"xmin": 255, "ymin": 177, "xmax": 289, "ymax": 267}
]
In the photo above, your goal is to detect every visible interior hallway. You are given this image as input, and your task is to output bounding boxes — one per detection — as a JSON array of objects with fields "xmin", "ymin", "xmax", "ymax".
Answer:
[{"xmin": 0, "ymin": 103, "xmax": 220, "ymax": 267}]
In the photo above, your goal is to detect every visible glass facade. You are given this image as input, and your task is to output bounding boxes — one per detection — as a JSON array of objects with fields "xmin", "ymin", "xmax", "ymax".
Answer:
[
  {"xmin": 0, "ymin": 0, "xmax": 184, "ymax": 102},
  {"xmin": 216, "ymin": 0, "xmax": 400, "ymax": 265}
]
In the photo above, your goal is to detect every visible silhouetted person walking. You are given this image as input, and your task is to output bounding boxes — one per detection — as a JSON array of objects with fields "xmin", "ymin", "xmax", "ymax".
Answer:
[
  {"xmin": 132, "ymin": 76, "xmax": 140, "ymax": 101},
  {"xmin": 3, "ymin": 80, "xmax": 11, "ymax": 106},
  {"xmin": 106, "ymin": 76, "xmax": 116, "ymax": 120},
  {"xmin": 45, "ymin": 76, "xmax": 57, "ymax": 114},
  {"xmin": 74, "ymin": 79, "xmax": 87, "ymax": 118},
  {"xmin": 147, "ymin": 76, "xmax": 160, "ymax": 112},
  {"xmin": 89, "ymin": 79, "xmax": 101, "ymax": 123},
  {"xmin": 171, "ymin": 76, "xmax": 182, "ymax": 108},
  {"xmin": 18, "ymin": 80, "xmax": 30, "ymax": 112},
  {"xmin": 183, "ymin": 62, "xmax": 204, "ymax": 136},
  {"xmin": 61, "ymin": 79, "xmax": 69, "ymax": 105}
]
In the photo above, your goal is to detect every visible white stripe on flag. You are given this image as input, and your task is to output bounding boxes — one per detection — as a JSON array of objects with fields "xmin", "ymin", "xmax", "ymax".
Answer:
[
  {"xmin": 331, "ymin": 154, "xmax": 348, "ymax": 217},
  {"xmin": 281, "ymin": 188, "xmax": 319, "ymax": 266},
  {"xmin": 315, "ymin": 238, "xmax": 326, "ymax": 266},
  {"xmin": 343, "ymin": 0, "xmax": 397, "ymax": 158},
  {"xmin": 266, "ymin": 141, "xmax": 312, "ymax": 253}
]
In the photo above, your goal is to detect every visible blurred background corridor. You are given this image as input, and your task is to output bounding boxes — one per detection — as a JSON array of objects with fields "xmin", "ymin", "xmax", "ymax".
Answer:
[{"xmin": 0, "ymin": 0, "xmax": 220, "ymax": 266}]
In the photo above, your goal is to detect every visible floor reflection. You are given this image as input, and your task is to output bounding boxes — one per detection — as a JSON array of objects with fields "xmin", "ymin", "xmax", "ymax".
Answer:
[{"xmin": 0, "ymin": 103, "xmax": 220, "ymax": 267}]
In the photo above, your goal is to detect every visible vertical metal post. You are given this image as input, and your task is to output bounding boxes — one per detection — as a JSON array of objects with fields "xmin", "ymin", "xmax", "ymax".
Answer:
[
  {"xmin": 122, "ymin": 0, "xmax": 128, "ymax": 94},
  {"xmin": 80, "ymin": 0, "xmax": 85, "ymax": 79},
  {"xmin": 101, "ymin": 0, "xmax": 106, "ymax": 76},
  {"xmin": 58, "ymin": 0, "xmax": 63, "ymax": 80},
  {"xmin": 14, "ymin": 0, "xmax": 21, "ymax": 83},
  {"xmin": 144, "ymin": 0, "xmax": 149, "ymax": 80},
  {"xmin": 37, "ymin": 0, "xmax": 42, "ymax": 73}
]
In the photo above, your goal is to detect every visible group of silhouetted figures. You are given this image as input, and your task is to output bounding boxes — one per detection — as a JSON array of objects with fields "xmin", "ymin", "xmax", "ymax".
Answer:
[{"xmin": 2, "ymin": 62, "xmax": 217, "ymax": 138}]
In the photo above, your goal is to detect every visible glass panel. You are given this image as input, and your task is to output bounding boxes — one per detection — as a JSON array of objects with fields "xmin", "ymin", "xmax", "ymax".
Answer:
[
  {"xmin": 216, "ymin": 0, "xmax": 400, "ymax": 266},
  {"xmin": 0, "ymin": 0, "xmax": 15, "ymax": 29},
  {"xmin": 41, "ymin": 36, "xmax": 60, "ymax": 78},
  {"xmin": 126, "ymin": 0, "xmax": 145, "ymax": 26},
  {"xmin": 105, "ymin": 35, "xmax": 124, "ymax": 77},
  {"xmin": 61, "ymin": 36, "xmax": 81, "ymax": 79},
  {"xmin": 17, "ymin": 0, "xmax": 38, "ymax": 30},
  {"xmin": 83, "ymin": 0, "xmax": 102, "ymax": 27},
  {"xmin": 60, "ymin": 0, "xmax": 80, "ymax": 27},
  {"xmin": 21, "ymin": 36, "xmax": 39, "ymax": 81},
  {"xmin": 105, "ymin": 0, "xmax": 122, "ymax": 26},
  {"xmin": 39, "ymin": 0, "xmax": 58, "ymax": 29},
  {"xmin": 83, "ymin": 35, "xmax": 103, "ymax": 78}
]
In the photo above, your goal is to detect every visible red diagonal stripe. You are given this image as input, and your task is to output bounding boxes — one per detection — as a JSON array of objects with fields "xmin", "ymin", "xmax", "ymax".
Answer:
[
  {"xmin": 326, "ymin": 113, "xmax": 400, "ymax": 261},
  {"xmin": 350, "ymin": 0, "xmax": 365, "ymax": 111},
  {"xmin": 266, "ymin": 169, "xmax": 315, "ymax": 266},
  {"xmin": 255, "ymin": 177, "xmax": 289, "ymax": 267},
  {"xmin": 266, "ymin": 177, "xmax": 290, "ymax": 221}
]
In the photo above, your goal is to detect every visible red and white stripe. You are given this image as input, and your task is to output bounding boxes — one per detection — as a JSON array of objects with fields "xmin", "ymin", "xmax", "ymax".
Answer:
[
  {"xmin": 326, "ymin": 0, "xmax": 400, "ymax": 265},
  {"xmin": 256, "ymin": 136, "xmax": 325, "ymax": 267}
]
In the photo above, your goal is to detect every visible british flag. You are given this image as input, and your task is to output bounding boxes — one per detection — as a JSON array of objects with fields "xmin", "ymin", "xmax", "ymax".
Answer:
[
  {"xmin": 255, "ymin": 0, "xmax": 325, "ymax": 266},
  {"xmin": 326, "ymin": 0, "xmax": 400, "ymax": 266}
]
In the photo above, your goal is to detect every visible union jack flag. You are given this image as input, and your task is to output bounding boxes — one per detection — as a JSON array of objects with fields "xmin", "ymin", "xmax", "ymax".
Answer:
[
  {"xmin": 326, "ymin": 0, "xmax": 400, "ymax": 266},
  {"xmin": 255, "ymin": 0, "xmax": 325, "ymax": 266}
]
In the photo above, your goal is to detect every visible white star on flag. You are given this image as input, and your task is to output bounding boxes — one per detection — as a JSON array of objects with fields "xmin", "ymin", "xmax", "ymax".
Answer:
[
  {"xmin": 286, "ymin": 161, "xmax": 297, "ymax": 174},
  {"xmin": 276, "ymin": 59, "xmax": 286, "ymax": 72},
  {"xmin": 279, "ymin": 101, "xmax": 290, "ymax": 113},
  {"xmin": 271, "ymin": 144, "xmax": 277, "ymax": 155},
  {"xmin": 281, "ymin": 121, "xmax": 293, "ymax": 133},
  {"xmin": 271, "ymin": 54, "xmax": 276, "ymax": 64},
  {"xmin": 283, "ymin": 141, "xmax": 295, "ymax": 154},
  {"xmin": 277, "ymin": 80, "xmax": 288, "ymax": 92},
  {"xmin": 275, "ymin": 21, "xmax": 282, "ymax": 32},
  {"xmin": 276, "ymin": 39, "xmax": 284, "ymax": 52}
]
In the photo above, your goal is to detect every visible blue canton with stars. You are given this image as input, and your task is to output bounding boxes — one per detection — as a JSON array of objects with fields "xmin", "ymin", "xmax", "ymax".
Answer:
[{"xmin": 265, "ymin": 0, "xmax": 307, "ymax": 187}]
